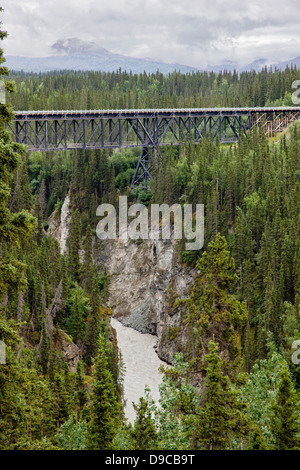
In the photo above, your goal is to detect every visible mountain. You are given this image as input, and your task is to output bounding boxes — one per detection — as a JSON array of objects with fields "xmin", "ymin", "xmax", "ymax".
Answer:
[
  {"xmin": 4, "ymin": 37, "xmax": 299, "ymax": 75},
  {"xmin": 5, "ymin": 53, "xmax": 200, "ymax": 75},
  {"xmin": 206, "ymin": 56, "xmax": 300, "ymax": 73},
  {"xmin": 5, "ymin": 38, "xmax": 200, "ymax": 75},
  {"xmin": 206, "ymin": 60, "xmax": 239, "ymax": 72},
  {"xmin": 51, "ymin": 38, "xmax": 113, "ymax": 56},
  {"xmin": 238, "ymin": 57, "xmax": 300, "ymax": 73}
]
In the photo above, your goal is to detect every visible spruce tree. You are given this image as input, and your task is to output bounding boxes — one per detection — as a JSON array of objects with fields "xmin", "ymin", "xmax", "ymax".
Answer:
[
  {"xmin": 130, "ymin": 397, "xmax": 158, "ymax": 450},
  {"xmin": 184, "ymin": 233, "xmax": 247, "ymax": 374},
  {"xmin": 72, "ymin": 360, "xmax": 88, "ymax": 419},
  {"xmin": 84, "ymin": 276, "xmax": 101, "ymax": 366},
  {"xmin": 40, "ymin": 320, "xmax": 50, "ymax": 375},
  {"xmin": 67, "ymin": 286, "xmax": 87, "ymax": 343},
  {"xmin": 86, "ymin": 334, "xmax": 122, "ymax": 450},
  {"xmin": 248, "ymin": 424, "xmax": 269, "ymax": 450},
  {"xmin": 52, "ymin": 372, "xmax": 71, "ymax": 430},
  {"xmin": 0, "ymin": 13, "xmax": 37, "ymax": 448},
  {"xmin": 194, "ymin": 341, "xmax": 249, "ymax": 450},
  {"xmin": 270, "ymin": 367, "xmax": 300, "ymax": 450},
  {"xmin": 0, "ymin": 14, "xmax": 36, "ymax": 302}
]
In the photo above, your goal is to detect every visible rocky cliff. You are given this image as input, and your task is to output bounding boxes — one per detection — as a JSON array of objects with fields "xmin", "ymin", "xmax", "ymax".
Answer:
[
  {"xmin": 49, "ymin": 194, "xmax": 196, "ymax": 365},
  {"xmin": 48, "ymin": 194, "xmax": 81, "ymax": 372},
  {"xmin": 94, "ymin": 235, "xmax": 195, "ymax": 364}
]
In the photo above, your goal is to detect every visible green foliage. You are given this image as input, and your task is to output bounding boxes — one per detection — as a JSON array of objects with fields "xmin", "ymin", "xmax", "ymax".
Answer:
[
  {"xmin": 193, "ymin": 341, "xmax": 249, "ymax": 450},
  {"xmin": 130, "ymin": 396, "xmax": 158, "ymax": 450},
  {"xmin": 270, "ymin": 367, "xmax": 300, "ymax": 450},
  {"xmin": 184, "ymin": 233, "xmax": 247, "ymax": 373},
  {"xmin": 56, "ymin": 415, "xmax": 87, "ymax": 450},
  {"xmin": 85, "ymin": 334, "xmax": 123, "ymax": 450},
  {"xmin": 155, "ymin": 354, "xmax": 198, "ymax": 450},
  {"xmin": 9, "ymin": 66, "xmax": 300, "ymax": 111},
  {"xmin": 0, "ymin": 344, "xmax": 58, "ymax": 449},
  {"xmin": 67, "ymin": 208, "xmax": 81, "ymax": 282},
  {"xmin": 66, "ymin": 286, "xmax": 89, "ymax": 342},
  {"xmin": 238, "ymin": 352, "xmax": 288, "ymax": 445},
  {"xmin": 0, "ymin": 23, "xmax": 299, "ymax": 450},
  {"xmin": 72, "ymin": 360, "xmax": 88, "ymax": 418}
]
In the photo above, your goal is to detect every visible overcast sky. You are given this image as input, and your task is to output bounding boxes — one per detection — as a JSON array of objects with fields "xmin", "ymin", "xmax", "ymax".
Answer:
[{"xmin": 0, "ymin": 0, "xmax": 299, "ymax": 68}]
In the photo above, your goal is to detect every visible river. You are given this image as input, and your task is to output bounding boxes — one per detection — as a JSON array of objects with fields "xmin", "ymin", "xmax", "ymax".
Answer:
[
  {"xmin": 57, "ymin": 196, "xmax": 168, "ymax": 423},
  {"xmin": 111, "ymin": 318, "xmax": 168, "ymax": 424}
]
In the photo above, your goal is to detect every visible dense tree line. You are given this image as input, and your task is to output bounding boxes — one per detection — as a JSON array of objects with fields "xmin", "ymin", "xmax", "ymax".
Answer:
[
  {"xmin": 150, "ymin": 124, "xmax": 300, "ymax": 376},
  {"xmin": 9, "ymin": 64, "xmax": 299, "ymax": 111},
  {"xmin": 1, "ymin": 18, "xmax": 300, "ymax": 449}
]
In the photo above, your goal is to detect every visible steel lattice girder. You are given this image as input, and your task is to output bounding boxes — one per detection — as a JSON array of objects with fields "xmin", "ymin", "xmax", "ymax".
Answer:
[
  {"xmin": 8, "ymin": 107, "xmax": 300, "ymax": 186},
  {"xmin": 9, "ymin": 114, "xmax": 247, "ymax": 149},
  {"xmin": 131, "ymin": 146, "xmax": 153, "ymax": 188},
  {"xmin": 9, "ymin": 107, "xmax": 300, "ymax": 152}
]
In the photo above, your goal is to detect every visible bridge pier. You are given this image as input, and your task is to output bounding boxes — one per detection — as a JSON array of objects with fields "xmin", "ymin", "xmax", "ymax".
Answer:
[{"xmin": 131, "ymin": 146, "xmax": 153, "ymax": 189}]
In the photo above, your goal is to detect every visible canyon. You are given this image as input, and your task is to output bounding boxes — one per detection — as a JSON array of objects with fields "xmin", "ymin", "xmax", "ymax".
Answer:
[{"xmin": 48, "ymin": 192, "xmax": 196, "ymax": 419}]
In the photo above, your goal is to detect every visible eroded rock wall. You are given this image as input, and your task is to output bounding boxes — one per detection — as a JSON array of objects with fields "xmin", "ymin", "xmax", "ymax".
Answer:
[
  {"xmin": 95, "ymin": 236, "xmax": 195, "ymax": 364},
  {"xmin": 49, "ymin": 193, "xmax": 196, "ymax": 366}
]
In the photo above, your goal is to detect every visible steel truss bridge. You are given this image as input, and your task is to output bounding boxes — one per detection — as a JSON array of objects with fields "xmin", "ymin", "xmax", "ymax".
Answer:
[{"xmin": 9, "ymin": 106, "xmax": 300, "ymax": 187}]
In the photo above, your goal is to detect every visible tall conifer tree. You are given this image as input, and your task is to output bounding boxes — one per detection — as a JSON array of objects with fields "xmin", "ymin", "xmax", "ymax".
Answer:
[
  {"xmin": 193, "ymin": 341, "xmax": 249, "ymax": 450},
  {"xmin": 270, "ymin": 367, "xmax": 300, "ymax": 450},
  {"xmin": 86, "ymin": 334, "xmax": 122, "ymax": 450},
  {"xmin": 184, "ymin": 233, "xmax": 247, "ymax": 374}
]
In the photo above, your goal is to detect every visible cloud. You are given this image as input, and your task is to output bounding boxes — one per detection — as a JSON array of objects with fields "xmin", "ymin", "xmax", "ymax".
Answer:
[
  {"xmin": 0, "ymin": 0, "xmax": 299, "ymax": 67},
  {"xmin": 51, "ymin": 38, "xmax": 110, "ymax": 55}
]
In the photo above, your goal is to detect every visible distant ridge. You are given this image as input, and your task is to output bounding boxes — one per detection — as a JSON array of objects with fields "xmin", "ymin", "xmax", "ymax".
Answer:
[
  {"xmin": 5, "ymin": 53, "xmax": 201, "ymax": 75},
  {"xmin": 5, "ymin": 38, "xmax": 299, "ymax": 74},
  {"xmin": 237, "ymin": 57, "xmax": 300, "ymax": 73}
]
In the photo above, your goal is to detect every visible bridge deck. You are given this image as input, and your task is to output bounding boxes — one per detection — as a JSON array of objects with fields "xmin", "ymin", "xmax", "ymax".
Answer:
[{"xmin": 13, "ymin": 106, "xmax": 300, "ymax": 120}]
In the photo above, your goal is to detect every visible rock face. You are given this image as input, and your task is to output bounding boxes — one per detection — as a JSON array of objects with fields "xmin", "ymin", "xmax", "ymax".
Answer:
[
  {"xmin": 47, "ymin": 194, "xmax": 81, "ymax": 371},
  {"xmin": 95, "ymin": 236, "xmax": 195, "ymax": 364},
  {"xmin": 48, "ymin": 193, "xmax": 196, "ymax": 366},
  {"xmin": 60, "ymin": 334, "xmax": 81, "ymax": 373},
  {"xmin": 49, "ymin": 328, "xmax": 81, "ymax": 374},
  {"xmin": 48, "ymin": 193, "xmax": 71, "ymax": 255}
]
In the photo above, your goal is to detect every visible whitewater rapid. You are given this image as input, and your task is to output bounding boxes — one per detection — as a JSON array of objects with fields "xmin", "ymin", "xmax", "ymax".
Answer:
[{"xmin": 111, "ymin": 318, "xmax": 168, "ymax": 424}]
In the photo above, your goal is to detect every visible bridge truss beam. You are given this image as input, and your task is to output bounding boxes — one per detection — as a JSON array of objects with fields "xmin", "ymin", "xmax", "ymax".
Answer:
[{"xmin": 8, "ymin": 107, "xmax": 300, "ymax": 187}]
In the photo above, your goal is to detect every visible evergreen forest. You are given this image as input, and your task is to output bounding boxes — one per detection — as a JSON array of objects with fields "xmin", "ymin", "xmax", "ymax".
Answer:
[{"xmin": 1, "ymin": 16, "xmax": 300, "ymax": 451}]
